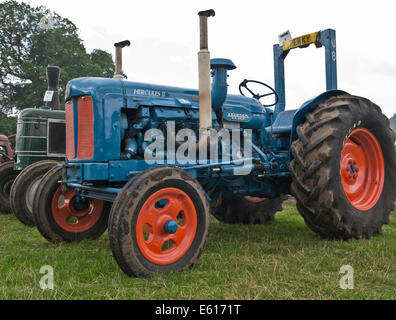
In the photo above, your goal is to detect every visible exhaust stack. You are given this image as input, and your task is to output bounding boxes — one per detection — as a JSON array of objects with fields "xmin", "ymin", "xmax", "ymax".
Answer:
[
  {"xmin": 198, "ymin": 9, "xmax": 215, "ymax": 131},
  {"xmin": 45, "ymin": 66, "xmax": 61, "ymax": 110},
  {"xmin": 114, "ymin": 40, "xmax": 131, "ymax": 79}
]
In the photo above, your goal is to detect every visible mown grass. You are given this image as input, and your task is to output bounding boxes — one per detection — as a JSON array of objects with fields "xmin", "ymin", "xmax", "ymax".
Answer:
[{"xmin": 0, "ymin": 205, "xmax": 395, "ymax": 300}]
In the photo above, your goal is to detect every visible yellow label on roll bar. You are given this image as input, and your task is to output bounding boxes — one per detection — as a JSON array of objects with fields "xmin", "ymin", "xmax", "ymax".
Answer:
[{"xmin": 282, "ymin": 31, "xmax": 320, "ymax": 51}]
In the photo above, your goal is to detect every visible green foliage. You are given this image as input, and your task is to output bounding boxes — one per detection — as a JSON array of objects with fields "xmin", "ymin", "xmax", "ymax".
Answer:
[
  {"xmin": 0, "ymin": 112, "xmax": 17, "ymax": 137},
  {"xmin": 90, "ymin": 49, "xmax": 116, "ymax": 78},
  {"xmin": 0, "ymin": 0, "xmax": 115, "ymax": 113}
]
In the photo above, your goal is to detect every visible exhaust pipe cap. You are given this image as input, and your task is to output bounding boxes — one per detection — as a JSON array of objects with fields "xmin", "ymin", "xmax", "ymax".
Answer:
[{"xmin": 198, "ymin": 9, "xmax": 215, "ymax": 17}]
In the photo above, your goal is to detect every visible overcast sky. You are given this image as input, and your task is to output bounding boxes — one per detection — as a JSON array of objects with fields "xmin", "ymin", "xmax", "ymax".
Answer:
[{"xmin": 20, "ymin": 0, "xmax": 396, "ymax": 117}]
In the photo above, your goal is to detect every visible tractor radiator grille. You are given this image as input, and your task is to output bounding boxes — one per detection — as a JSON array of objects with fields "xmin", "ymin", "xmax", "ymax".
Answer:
[
  {"xmin": 77, "ymin": 96, "xmax": 94, "ymax": 160},
  {"xmin": 65, "ymin": 100, "xmax": 75, "ymax": 160},
  {"xmin": 65, "ymin": 96, "xmax": 94, "ymax": 160}
]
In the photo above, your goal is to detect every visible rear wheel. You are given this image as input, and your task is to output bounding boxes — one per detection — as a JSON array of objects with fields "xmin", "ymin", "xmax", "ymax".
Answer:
[
  {"xmin": 290, "ymin": 94, "xmax": 396, "ymax": 239},
  {"xmin": 0, "ymin": 162, "xmax": 19, "ymax": 214},
  {"xmin": 211, "ymin": 193, "xmax": 286, "ymax": 224},
  {"xmin": 10, "ymin": 160, "xmax": 59, "ymax": 226},
  {"xmin": 109, "ymin": 167, "xmax": 210, "ymax": 277},
  {"xmin": 32, "ymin": 166, "xmax": 111, "ymax": 243}
]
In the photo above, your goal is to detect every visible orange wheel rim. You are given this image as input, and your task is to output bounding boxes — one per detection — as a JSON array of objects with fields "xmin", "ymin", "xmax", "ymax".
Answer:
[
  {"xmin": 340, "ymin": 128, "xmax": 384, "ymax": 211},
  {"xmin": 244, "ymin": 196, "xmax": 267, "ymax": 203},
  {"xmin": 51, "ymin": 186, "xmax": 104, "ymax": 233},
  {"xmin": 136, "ymin": 188, "xmax": 197, "ymax": 265}
]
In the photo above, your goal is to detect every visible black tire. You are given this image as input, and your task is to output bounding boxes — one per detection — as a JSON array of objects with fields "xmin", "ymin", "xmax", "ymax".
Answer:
[
  {"xmin": 109, "ymin": 166, "xmax": 210, "ymax": 277},
  {"xmin": 290, "ymin": 94, "xmax": 396, "ymax": 240},
  {"xmin": 10, "ymin": 160, "xmax": 59, "ymax": 227},
  {"xmin": 32, "ymin": 166, "xmax": 111, "ymax": 243},
  {"xmin": 0, "ymin": 162, "xmax": 19, "ymax": 214},
  {"xmin": 211, "ymin": 193, "xmax": 287, "ymax": 224}
]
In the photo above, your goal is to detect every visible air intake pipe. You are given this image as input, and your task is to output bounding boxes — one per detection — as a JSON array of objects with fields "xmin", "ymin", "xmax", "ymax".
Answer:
[
  {"xmin": 46, "ymin": 66, "xmax": 61, "ymax": 110},
  {"xmin": 210, "ymin": 58, "xmax": 236, "ymax": 116}
]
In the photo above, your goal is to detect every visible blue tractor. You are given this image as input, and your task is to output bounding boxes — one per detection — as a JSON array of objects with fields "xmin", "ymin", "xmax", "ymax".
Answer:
[{"xmin": 32, "ymin": 10, "xmax": 396, "ymax": 277}]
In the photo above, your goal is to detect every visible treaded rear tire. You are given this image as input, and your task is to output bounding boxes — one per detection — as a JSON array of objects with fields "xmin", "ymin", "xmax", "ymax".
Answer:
[
  {"xmin": 0, "ymin": 162, "xmax": 19, "ymax": 214},
  {"xmin": 290, "ymin": 94, "xmax": 396, "ymax": 240},
  {"xmin": 212, "ymin": 194, "xmax": 287, "ymax": 224},
  {"xmin": 10, "ymin": 160, "xmax": 59, "ymax": 226}
]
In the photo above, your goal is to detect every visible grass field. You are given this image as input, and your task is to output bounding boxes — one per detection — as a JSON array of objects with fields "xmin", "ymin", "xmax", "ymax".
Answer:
[{"xmin": 0, "ymin": 205, "xmax": 395, "ymax": 300}]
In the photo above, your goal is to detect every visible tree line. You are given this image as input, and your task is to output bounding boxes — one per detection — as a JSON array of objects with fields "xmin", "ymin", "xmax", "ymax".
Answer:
[{"xmin": 0, "ymin": 0, "xmax": 115, "ymax": 136}]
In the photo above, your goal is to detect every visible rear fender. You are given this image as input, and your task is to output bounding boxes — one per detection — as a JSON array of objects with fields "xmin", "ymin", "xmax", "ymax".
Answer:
[{"xmin": 290, "ymin": 90, "xmax": 348, "ymax": 146}]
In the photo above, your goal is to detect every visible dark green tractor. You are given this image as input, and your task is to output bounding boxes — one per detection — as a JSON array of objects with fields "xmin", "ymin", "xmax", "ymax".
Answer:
[{"xmin": 0, "ymin": 67, "xmax": 65, "ymax": 226}]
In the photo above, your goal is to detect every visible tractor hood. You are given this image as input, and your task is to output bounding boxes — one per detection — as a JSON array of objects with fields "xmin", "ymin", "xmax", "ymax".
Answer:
[{"xmin": 65, "ymin": 77, "xmax": 264, "ymax": 113}]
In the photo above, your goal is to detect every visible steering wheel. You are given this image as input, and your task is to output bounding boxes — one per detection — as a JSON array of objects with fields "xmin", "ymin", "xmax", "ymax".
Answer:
[{"xmin": 239, "ymin": 79, "xmax": 279, "ymax": 107}]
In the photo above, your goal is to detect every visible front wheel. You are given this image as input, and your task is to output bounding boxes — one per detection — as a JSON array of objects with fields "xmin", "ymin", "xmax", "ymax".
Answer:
[
  {"xmin": 109, "ymin": 167, "xmax": 210, "ymax": 277},
  {"xmin": 32, "ymin": 166, "xmax": 111, "ymax": 243},
  {"xmin": 290, "ymin": 94, "xmax": 396, "ymax": 240},
  {"xmin": 10, "ymin": 160, "xmax": 59, "ymax": 227}
]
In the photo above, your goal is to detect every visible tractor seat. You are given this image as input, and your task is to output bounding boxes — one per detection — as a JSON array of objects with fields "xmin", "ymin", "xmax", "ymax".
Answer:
[{"xmin": 265, "ymin": 109, "xmax": 297, "ymax": 134}]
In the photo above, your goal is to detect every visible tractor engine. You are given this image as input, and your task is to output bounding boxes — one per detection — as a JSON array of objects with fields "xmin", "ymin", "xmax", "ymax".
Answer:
[
  {"xmin": 65, "ymin": 59, "xmax": 270, "ymax": 160},
  {"xmin": 64, "ymin": 56, "xmax": 290, "ymax": 201}
]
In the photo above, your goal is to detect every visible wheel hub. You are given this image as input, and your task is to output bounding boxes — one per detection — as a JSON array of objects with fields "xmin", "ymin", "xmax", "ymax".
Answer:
[
  {"xmin": 51, "ymin": 186, "xmax": 104, "ymax": 233},
  {"xmin": 340, "ymin": 128, "xmax": 384, "ymax": 211},
  {"xmin": 136, "ymin": 188, "xmax": 197, "ymax": 265},
  {"xmin": 164, "ymin": 220, "xmax": 178, "ymax": 234},
  {"xmin": 26, "ymin": 178, "xmax": 42, "ymax": 213}
]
